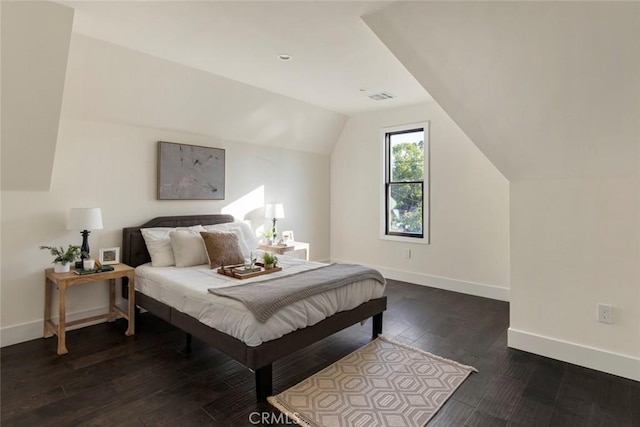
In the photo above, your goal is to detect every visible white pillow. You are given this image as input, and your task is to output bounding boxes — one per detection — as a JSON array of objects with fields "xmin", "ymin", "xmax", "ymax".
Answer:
[
  {"xmin": 203, "ymin": 222, "xmax": 257, "ymax": 258},
  {"xmin": 169, "ymin": 230, "xmax": 208, "ymax": 267},
  {"xmin": 141, "ymin": 225, "xmax": 204, "ymax": 267}
]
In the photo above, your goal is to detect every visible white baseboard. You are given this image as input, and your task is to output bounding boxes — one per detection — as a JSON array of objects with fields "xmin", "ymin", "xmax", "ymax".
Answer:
[
  {"xmin": 1, "ymin": 305, "xmax": 111, "ymax": 348},
  {"xmin": 331, "ymin": 258, "xmax": 510, "ymax": 301},
  {"xmin": 508, "ymin": 328, "xmax": 640, "ymax": 382}
]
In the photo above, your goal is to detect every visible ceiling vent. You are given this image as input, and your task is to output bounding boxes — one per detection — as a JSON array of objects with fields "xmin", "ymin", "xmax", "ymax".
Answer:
[{"xmin": 367, "ymin": 91, "xmax": 395, "ymax": 101}]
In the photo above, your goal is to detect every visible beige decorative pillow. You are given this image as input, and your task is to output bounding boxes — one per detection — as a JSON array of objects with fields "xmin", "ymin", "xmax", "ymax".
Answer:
[
  {"xmin": 200, "ymin": 231, "xmax": 245, "ymax": 268},
  {"xmin": 169, "ymin": 230, "xmax": 209, "ymax": 267}
]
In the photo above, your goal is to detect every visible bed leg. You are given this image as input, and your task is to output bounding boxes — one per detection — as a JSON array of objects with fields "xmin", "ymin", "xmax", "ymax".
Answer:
[
  {"xmin": 372, "ymin": 312, "xmax": 383, "ymax": 339},
  {"xmin": 183, "ymin": 333, "xmax": 192, "ymax": 354},
  {"xmin": 255, "ymin": 364, "xmax": 273, "ymax": 402}
]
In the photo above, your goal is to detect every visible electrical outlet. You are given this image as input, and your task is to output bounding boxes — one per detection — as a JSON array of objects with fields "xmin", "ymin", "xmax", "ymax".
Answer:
[
  {"xmin": 597, "ymin": 303, "xmax": 613, "ymax": 324},
  {"xmin": 404, "ymin": 248, "xmax": 411, "ymax": 259}
]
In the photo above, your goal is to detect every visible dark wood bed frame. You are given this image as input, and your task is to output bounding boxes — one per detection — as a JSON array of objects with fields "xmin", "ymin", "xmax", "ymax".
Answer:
[{"xmin": 121, "ymin": 215, "xmax": 387, "ymax": 401}]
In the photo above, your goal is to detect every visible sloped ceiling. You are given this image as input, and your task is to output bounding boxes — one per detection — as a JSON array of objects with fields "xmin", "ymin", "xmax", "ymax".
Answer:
[
  {"xmin": 1, "ymin": 1, "xmax": 74, "ymax": 191},
  {"xmin": 58, "ymin": 0, "xmax": 430, "ymax": 115},
  {"xmin": 364, "ymin": 2, "xmax": 640, "ymax": 181},
  {"xmin": 61, "ymin": 34, "xmax": 347, "ymax": 155}
]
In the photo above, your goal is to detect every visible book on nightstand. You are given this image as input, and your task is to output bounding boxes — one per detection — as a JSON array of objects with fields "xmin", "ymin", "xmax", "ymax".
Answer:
[{"xmin": 74, "ymin": 265, "xmax": 115, "ymax": 275}]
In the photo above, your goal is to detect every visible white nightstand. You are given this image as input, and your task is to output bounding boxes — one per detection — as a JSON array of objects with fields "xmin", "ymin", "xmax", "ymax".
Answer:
[{"xmin": 258, "ymin": 242, "xmax": 310, "ymax": 261}]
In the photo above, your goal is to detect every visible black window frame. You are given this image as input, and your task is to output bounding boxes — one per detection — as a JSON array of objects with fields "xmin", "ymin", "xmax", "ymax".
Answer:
[{"xmin": 384, "ymin": 127, "xmax": 425, "ymax": 239}]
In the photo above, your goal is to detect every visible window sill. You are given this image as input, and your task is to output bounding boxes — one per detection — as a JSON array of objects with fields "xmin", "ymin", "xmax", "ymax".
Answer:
[{"xmin": 379, "ymin": 234, "xmax": 430, "ymax": 245}]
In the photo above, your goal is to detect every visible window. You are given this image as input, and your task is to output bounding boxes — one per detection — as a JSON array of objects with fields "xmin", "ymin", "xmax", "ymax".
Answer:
[{"xmin": 382, "ymin": 122, "xmax": 429, "ymax": 243}]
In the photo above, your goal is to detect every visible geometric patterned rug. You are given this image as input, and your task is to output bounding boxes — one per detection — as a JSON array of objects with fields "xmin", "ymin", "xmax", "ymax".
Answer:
[{"xmin": 268, "ymin": 335, "xmax": 477, "ymax": 427}]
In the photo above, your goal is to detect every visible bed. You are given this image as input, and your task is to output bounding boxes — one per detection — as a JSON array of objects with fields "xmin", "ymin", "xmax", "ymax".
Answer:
[{"xmin": 121, "ymin": 214, "xmax": 387, "ymax": 401}]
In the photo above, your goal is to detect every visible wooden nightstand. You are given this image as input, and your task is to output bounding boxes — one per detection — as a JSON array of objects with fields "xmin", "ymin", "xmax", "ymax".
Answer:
[
  {"xmin": 43, "ymin": 263, "xmax": 135, "ymax": 355},
  {"xmin": 258, "ymin": 242, "xmax": 310, "ymax": 260}
]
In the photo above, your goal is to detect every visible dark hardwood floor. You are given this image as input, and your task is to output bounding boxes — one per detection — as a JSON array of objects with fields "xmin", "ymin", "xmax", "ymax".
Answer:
[{"xmin": 1, "ymin": 279, "xmax": 637, "ymax": 426}]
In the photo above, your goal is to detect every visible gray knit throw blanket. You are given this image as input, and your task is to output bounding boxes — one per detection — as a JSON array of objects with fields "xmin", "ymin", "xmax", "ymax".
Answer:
[{"xmin": 208, "ymin": 263, "xmax": 385, "ymax": 322}]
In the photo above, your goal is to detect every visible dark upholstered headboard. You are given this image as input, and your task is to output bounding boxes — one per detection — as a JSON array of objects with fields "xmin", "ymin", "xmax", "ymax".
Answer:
[{"xmin": 122, "ymin": 214, "xmax": 235, "ymax": 268}]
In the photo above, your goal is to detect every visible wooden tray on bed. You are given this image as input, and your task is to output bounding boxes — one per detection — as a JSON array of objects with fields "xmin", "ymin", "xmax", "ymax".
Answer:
[{"xmin": 217, "ymin": 264, "xmax": 282, "ymax": 279}]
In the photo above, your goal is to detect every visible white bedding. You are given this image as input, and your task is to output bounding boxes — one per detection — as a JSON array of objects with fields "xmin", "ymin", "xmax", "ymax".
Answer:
[{"xmin": 135, "ymin": 255, "xmax": 385, "ymax": 347}]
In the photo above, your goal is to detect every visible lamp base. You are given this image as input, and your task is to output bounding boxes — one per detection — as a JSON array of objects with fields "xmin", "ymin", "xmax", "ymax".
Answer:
[
  {"xmin": 272, "ymin": 218, "xmax": 277, "ymax": 240},
  {"xmin": 77, "ymin": 229, "xmax": 91, "ymax": 268}
]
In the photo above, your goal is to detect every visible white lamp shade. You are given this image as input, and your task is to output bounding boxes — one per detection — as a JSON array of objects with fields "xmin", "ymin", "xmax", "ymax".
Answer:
[
  {"xmin": 265, "ymin": 203, "xmax": 285, "ymax": 219},
  {"xmin": 67, "ymin": 208, "xmax": 103, "ymax": 230}
]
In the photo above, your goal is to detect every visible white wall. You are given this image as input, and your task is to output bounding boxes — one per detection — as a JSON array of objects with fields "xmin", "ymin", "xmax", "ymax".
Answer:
[
  {"xmin": 365, "ymin": 1, "xmax": 640, "ymax": 380},
  {"xmin": 331, "ymin": 103, "xmax": 510, "ymax": 299},
  {"xmin": 1, "ymin": 31, "xmax": 338, "ymax": 346},
  {"xmin": 1, "ymin": 118, "xmax": 330, "ymax": 346},
  {"xmin": 510, "ymin": 177, "xmax": 639, "ymax": 374},
  {"xmin": 1, "ymin": 1, "xmax": 74, "ymax": 191}
]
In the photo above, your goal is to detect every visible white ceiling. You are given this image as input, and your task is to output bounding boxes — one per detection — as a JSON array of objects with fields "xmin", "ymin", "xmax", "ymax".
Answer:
[{"xmin": 59, "ymin": 1, "xmax": 430, "ymax": 115}]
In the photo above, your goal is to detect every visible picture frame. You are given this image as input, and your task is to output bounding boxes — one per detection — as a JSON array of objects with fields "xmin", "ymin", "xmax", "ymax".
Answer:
[
  {"xmin": 282, "ymin": 230, "xmax": 294, "ymax": 243},
  {"xmin": 157, "ymin": 141, "xmax": 226, "ymax": 200},
  {"xmin": 99, "ymin": 247, "xmax": 120, "ymax": 265}
]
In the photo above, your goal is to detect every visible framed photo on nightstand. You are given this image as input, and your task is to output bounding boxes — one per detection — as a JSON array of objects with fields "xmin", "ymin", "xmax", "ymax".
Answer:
[
  {"xmin": 282, "ymin": 231, "xmax": 294, "ymax": 243},
  {"xmin": 99, "ymin": 247, "xmax": 120, "ymax": 265}
]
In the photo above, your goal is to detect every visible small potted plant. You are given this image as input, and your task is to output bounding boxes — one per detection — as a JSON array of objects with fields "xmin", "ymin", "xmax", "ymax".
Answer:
[
  {"xmin": 263, "ymin": 230, "xmax": 275, "ymax": 245},
  {"xmin": 40, "ymin": 245, "xmax": 81, "ymax": 273},
  {"xmin": 262, "ymin": 252, "xmax": 278, "ymax": 270}
]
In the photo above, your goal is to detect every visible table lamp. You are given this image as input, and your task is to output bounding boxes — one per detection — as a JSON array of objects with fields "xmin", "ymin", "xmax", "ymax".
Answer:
[
  {"xmin": 265, "ymin": 203, "xmax": 285, "ymax": 241},
  {"xmin": 67, "ymin": 208, "xmax": 103, "ymax": 267}
]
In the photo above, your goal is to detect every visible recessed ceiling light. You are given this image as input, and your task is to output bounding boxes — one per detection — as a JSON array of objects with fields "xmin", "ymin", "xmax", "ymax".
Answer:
[{"xmin": 277, "ymin": 53, "xmax": 292, "ymax": 61}]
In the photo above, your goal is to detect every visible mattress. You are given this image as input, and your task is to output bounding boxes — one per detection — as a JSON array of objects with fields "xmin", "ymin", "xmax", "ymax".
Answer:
[{"xmin": 135, "ymin": 255, "xmax": 385, "ymax": 347}]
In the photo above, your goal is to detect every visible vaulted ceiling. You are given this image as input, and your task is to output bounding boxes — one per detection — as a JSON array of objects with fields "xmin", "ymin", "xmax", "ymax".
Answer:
[
  {"xmin": 58, "ymin": 0, "xmax": 430, "ymax": 115},
  {"xmin": 6, "ymin": 1, "xmax": 637, "ymax": 189}
]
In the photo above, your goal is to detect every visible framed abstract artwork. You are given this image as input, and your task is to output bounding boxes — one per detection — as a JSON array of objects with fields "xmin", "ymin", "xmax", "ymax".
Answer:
[{"xmin": 157, "ymin": 141, "xmax": 225, "ymax": 200}]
